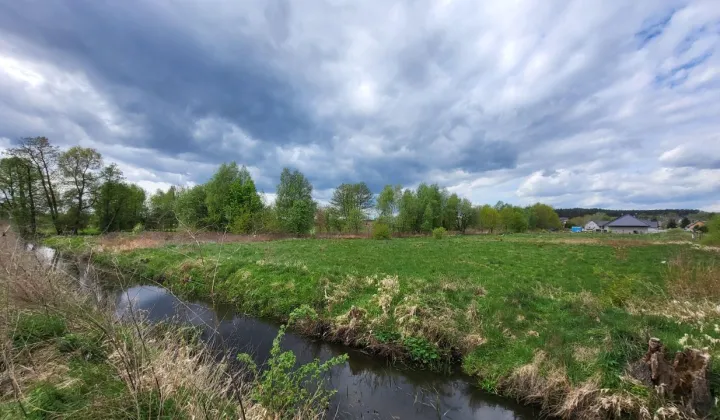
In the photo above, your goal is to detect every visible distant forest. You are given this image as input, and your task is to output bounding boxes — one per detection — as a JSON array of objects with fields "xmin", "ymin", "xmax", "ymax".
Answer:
[{"xmin": 555, "ymin": 208, "xmax": 701, "ymax": 218}]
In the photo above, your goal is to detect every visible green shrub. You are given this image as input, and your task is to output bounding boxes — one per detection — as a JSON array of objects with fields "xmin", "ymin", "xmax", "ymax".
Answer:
[
  {"xmin": 79, "ymin": 226, "xmax": 101, "ymax": 235},
  {"xmin": 132, "ymin": 223, "xmax": 145, "ymax": 234},
  {"xmin": 288, "ymin": 304, "xmax": 319, "ymax": 334},
  {"xmin": 237, "ymin": 325, "xmax": 347, "ymax": 416},
  {"xmin": 432, "ymin": 227, "xmax": 446, "ymax": 239},
  {"xmin": 13, "ymin": 313, "xmax": 67, "ymax": 347},
  {"xmin": 372, "ymin": 223, "xmax": 392, "ymax": 240},
  {"xmin": 375, "ymin": 330, "xmax": 401, "ymax": 343},
  {"xmin": 403, "ymin": 336, "xmax": 440, "ymax": 366},
  {"xmin": 288, "ymin": 305, "xmax": 318, "ymax": 324}
]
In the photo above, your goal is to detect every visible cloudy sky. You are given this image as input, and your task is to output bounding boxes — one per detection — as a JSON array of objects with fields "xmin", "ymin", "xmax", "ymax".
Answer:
[{"xmin": 1, "ymin": 0, "xmax": 719, "ymax": 210}]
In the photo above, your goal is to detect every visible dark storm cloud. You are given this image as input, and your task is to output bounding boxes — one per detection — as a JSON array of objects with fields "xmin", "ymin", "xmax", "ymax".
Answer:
[
  {"xmin": 1, "ymin": 0, "xmax": 719, "ymax": 210},
  {"xmin": 0, "ymin": 0, "xmax": 315, "ymax": 155}
]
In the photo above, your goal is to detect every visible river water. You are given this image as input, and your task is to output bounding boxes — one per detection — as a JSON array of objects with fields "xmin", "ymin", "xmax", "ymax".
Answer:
[{"xmin": 38, "ymin": 245, "xmax": 538, "ymax": 419}]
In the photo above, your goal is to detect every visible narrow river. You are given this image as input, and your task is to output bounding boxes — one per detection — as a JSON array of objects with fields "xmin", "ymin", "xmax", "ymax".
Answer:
[{"xmin": 37, "ymin": 246, "xmax": 538, "ymax": 419}]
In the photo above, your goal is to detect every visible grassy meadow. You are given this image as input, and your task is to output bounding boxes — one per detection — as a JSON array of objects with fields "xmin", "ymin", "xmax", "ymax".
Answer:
[{"xmin": 45, "ymin": 231, "xmax": 720, "ymax": 417}]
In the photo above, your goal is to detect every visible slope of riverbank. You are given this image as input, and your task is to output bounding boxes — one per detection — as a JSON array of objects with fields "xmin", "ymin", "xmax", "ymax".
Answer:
[
  {"xmin": 45, "ymin": 233, "xmax": 720, "ymax": 418},
  {"xmin": 0, "ymin": 230, "xmax": 332, "ymax": 419}
]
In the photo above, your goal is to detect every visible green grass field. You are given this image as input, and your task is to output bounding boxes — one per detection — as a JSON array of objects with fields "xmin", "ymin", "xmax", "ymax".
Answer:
[{"xmin": 45, "ymin": 232, "xmax": 720, "ymax": 415}]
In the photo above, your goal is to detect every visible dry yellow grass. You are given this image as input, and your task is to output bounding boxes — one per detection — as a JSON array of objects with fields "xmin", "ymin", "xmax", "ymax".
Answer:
[
  {"xmin": 0, "ymin": 228, "xmax": 324, "ymax": 420},
  {"xmin": 501, "ymin": 350, "xmax": 709, "ymax": 420},
  {"xmin": 665, "ymin": 252, "xmax": 720, "ymax": 301}
]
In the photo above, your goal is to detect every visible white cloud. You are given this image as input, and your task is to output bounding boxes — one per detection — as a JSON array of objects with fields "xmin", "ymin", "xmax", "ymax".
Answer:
[
  {"xmin": 135, "ymin": 180, "xmax": 174, "ymax": 194},
  {"xmin": 192, "ymin": 117, "xmax": 259, "ymax": 152},
  {"xmin": 659, "ymin": 141, "xmax": 720, "ymax": 169}
]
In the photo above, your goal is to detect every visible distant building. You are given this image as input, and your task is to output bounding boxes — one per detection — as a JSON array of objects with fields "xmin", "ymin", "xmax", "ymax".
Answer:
[
  {"xmin": 686, "ymin": 221, "xmax": 705, "ymax": 231},
  {"xmin": 584, "ymin": 220, "xmax": 609, "ymax": 232},
  {"xmin": 559, "ymin": 217, "xmax": 569, "ymax": 227},
  {"xmin": 605, "ymin": 215, "xmax": 652, "ymax": 234},
  {"xmin": 644, "ymin": 220, "xmax": 660, "ymax": 233}
]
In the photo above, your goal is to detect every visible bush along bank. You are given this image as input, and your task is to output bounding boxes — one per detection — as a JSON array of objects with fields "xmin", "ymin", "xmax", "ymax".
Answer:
[{"xmin": 45, "ymin": 235, "xmax": 720, "ymax": 418}]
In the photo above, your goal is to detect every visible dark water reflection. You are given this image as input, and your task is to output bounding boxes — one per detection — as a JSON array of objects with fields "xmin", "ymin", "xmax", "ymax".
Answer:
[
  {"xmin": 41, "ymin": 245, "xmax": 538, "ymax": 419},
  {"xmin": 116, "ymin": 285, "xmax": 537, "ymax": 419}
]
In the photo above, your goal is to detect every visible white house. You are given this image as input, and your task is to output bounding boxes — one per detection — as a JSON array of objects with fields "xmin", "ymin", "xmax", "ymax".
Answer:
[{"xmin": 584, "ymin": 220, "xmax": 609, "ymax": 232}]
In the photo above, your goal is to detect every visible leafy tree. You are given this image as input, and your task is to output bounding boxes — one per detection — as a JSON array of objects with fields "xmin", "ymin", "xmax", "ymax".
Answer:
[
  {"xmin": 314, "ymin": 208, "xmax": 328, "ymax": 234},
  {"xmin": 10, "ymin": 137, "xmax": 61, "ymax": 233},
  {"xmin": 478, "ymin": 205, "xmax": 499, "ymax": 233},
  {"xmin": 376, "ymin": 185, "xmax": 399, "ymax": 217},
  {"xmin": 527, "ymin": 203, "xmax": 562, "ymax": 230},
  {"xmin": 205, "ymin": 162, "xmax": 244, "ymax": 228},
  {"xmin": 372, "ymin": 222, "xmax": 391, "ymax": 240},
  {"xmin": 457, "ymin": 199, "xmax": 475, "ymax": 233},
  {"xmin": 94, "ymin": 164, "xmax": 146, "ymax": 232},
  {"xmin": 330, "ymin": 182, "xmax": 374, "ymax": 218},
  {"xmin": 421, "ymin": 204, "xmax": 434, "ymax": 233},
  {"xmin": 0, "ymin": 157, "xmax": 39, "ymax": 236},
  {"xmin": 494, "ymin": 200, "xmax": 510, "ymax": 211},
  {"xmin": 666, "ymin": 218, "xmax": 678, "ymax": 229},
  {"xmin": 174, "ymin": 185, "xmax": 208, "ymax": 229},
  {"xmin": 147, "ymin": 187, "xmax": 178, "ymax": 231},
  {"xmin": 226, "ymin": 174, "xmax": 263, "ymax": 234},
  {"xmin": 345, "ymin": 208, "xmax": 364, "ymax": 234},
  {"xmin": 58, "ymin": 147, "xmax": 102, "ymax": 233},
  {"xmin": 376, "ymin": 184, "xmax": 402, "ymax": 228},
  {"xmin": 589, "ymin": 212, "xmax": 613, "ymax": 222},
  {"xmin": 276, "ymin": 168, "xmax": 317, "ymax": 235},
  {"xmin": 325, "ymin": 207, "xmax": 344, "ymax": 234},
  {"xmin": 204, "ymin": 162, "xmax": 262, "ymax": 231},
  {"xmin": 257, "ymin": 205, "xmax": 282, "ymax": 234},
  {"xmin": 119, "ymin": 184, "xmax": 146, "ymax": 230},
  {"xmin": 500, "ymin": 206, "xmax": 528, "ymax": 233},
  {"xmin": 282, "ymin": 199, "xmax": 315, "ymax": 235},
  {"xmin": 443, "ymin": 193, "xmax": 460, "ymax": 231},
  {"xmin": 416, "ymin": 184, "xmax": 443, "ymax": 229},
  {"xmin": 396, "ymin": 189, "xmax": 419, "ymax": 233},
  {"xmin": 680, "ymin": 217, "xmax": 691, "ymax": 229},
  {"xmin": 94, "ymin": 164, "xmax": 123, "ymax": 232}
]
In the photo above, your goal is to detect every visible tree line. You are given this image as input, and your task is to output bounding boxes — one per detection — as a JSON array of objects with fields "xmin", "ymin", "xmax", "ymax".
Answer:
[
  {"xmin": 1, "ymin": 137, "xmax": 564, "ymax": 237},
  {"xmin": 0, "ymin": 137, "xmax": 147, "ymax": 236}
]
